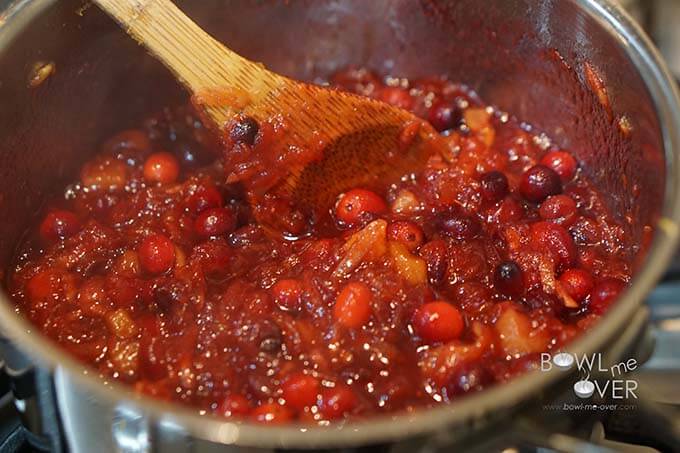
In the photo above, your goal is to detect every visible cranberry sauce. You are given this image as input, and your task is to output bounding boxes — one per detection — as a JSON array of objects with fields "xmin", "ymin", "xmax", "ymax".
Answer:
[{"xmin": 7, "ymin": 69, "xmax": 633, "ymax": 424}]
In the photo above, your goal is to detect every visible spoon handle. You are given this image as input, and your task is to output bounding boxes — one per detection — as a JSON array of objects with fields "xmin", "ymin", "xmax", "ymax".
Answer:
[{"xmin": 93, "ymin": 0, "xmax": 284, "ymax": 126}]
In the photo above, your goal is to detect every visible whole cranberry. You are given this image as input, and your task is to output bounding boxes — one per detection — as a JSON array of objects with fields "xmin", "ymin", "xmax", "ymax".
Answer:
[
  {"xmin": 419, "ymin": 240, "xmax": 449, "ymax": 285},
  {"xmin": 143, "ymin": 152, "xmax": 180, "ymax": 184},
  {"xmin": 590, "ymin": 278, "xmax": 626, "ymax": 313},
  {"xmin": 494, "ymin": 261, "xmax": 524, "ymax": 297},
  {"xmin": 412, "ymin": 301, "xmax": 464, "ymax": 343},
  {"xmin": 530, "ymin": 221, "xmax": 576, "ymax": 268},
  {"xmin": 559, "ymin": 268, "xmax": 594, "ymax": 303},
  {"xmin": 480, "ymin": 171, "xmax": 509, "ymax": 202},
  {"xmin": 194, "ymin": 207, "xmax": 237, "ymax": 237},
  {"xmin": 540, "ymin": 150, "xmax": 578, "ymax": 182},
  {"xmin": 387, "ymin": 220, "xmax": 424, "ymax": 252},
  {"xmin": 440, "ymin": 209, "xmax": 481, "ymax": 240},
  {"xmin": 330, "ymin": 67, "xmax": 380, "ymax": 93},
  {"xmin": 103, "ymin": 129, "xmax": 152, "ymax": 155},
  {"xmin": 281, "ymin": 372, "xmax": 320, "ymax": 411},
  {"xmin": 520, "ymin": 165, "xmax": 562, "ymax": 203},
  {"xmin": 539, "ymin": 195, "xmax": 577, "ymax": 226},
  {"xmin": 335, "ymin": 189, "xmax": 387, "ymax": 226},
  {"xmin": 138, "ymin": 233, "xmax": 176, "ymax": 274},
  {"xmin": 271, "ymin": 279, "xmax": 304, "ymax": 312},
  {"xmin": 319, "ymin": 385, "xmax": 358, "ymax": 419},
  {"xmin": 251, "ymin": 403, "xmax": 292, "ymax": 424},
  {"xmin": 229, "ymin": 116, "xmax": 259, "ymax": 146},
  {"xmin": 377, "ymin": 86, "xmax": 413, "ymax": 110},
  {"xmin": 185, "ymin": 184, "xmax": 223, "ymax": 214},
  {"xmin": 219, "ymin": 394, "xmax": 251, "ymax": 417},
  {"xmin": 278, "ymin": 208, "xmax": 307, "ymax": 238},
  {"xmin": 428, "ymin": 101, "xmax": 462, "ymax": 132},
  {"xmin": 39, "ymin": 210, "xmax": 81, "ymax": 243}
]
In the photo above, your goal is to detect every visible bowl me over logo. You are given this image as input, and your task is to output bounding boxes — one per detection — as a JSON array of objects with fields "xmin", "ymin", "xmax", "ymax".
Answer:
[{"xmin": 541, "ymin": 352, "xmax": 639, "ymax": 399}]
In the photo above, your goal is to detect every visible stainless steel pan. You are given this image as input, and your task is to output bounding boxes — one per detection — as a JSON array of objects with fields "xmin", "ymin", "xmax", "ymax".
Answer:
[{"xmin": 0, "ymin": 0, "xmax": 679, "ymax": 450}]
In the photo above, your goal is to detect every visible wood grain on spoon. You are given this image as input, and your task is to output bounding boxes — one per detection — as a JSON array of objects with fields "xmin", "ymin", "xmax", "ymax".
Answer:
[{"xmin": 93, "ymin": 0, "xmax": 442, "ymax": 226}]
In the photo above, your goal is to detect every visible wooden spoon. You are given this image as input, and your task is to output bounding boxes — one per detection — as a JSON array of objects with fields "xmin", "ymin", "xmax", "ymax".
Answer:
[{"xmin": 93, "ymin": 0, "xmax": 441, "ymax": 228}]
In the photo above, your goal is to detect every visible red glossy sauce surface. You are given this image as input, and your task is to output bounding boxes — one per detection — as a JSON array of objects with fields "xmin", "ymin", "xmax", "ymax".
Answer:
[{"xmin": 8, "ymin": 69, "xmax": 633, "ymax": 423}]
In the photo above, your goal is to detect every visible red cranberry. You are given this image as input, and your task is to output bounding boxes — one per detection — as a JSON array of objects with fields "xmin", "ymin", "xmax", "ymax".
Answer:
[
  {"xmin": 520, "ymin": 165, "xmax": 562, "ymax": 203},
  {"xmin": 428, "ymin": 101, "xmax": 461, "ymax": 132},
  {"xmin": 559, "ymin": 268, "xmax": 594, "ymax": 303},
  {"xmin": 138, "ymin": 234, "xmax": 176, "ymax": 274},
  {"xmin": 494, "ymin": 261, "xmax": 524, "ymax": 297},
  {"xmin": 330, "ymin": 67, "xmax": 380, "ymax": 93},
  {"xmin": 496, "ymin": 197, "xmax": 524, "ymax": 223},
  {"xmin": 143, "ymin": 152, "xmax": 180, "ymax": 184},
  {"xmin": 219, "ymin": 394, "xmax": 251, "ymax": 417},
  {"xmin": 387, "ymin": 220, "xmax": 424, "ymax": 252},
  {"xmin": 282, "ymin": 373, "xmax": 320, "ymax": 410},
  {"xmin": 440, "ymin": 209, "xmax": 481, "ymax": 240},
  {"xmin": 190, "ymin": 238, "xmax": 231, "ymax": 277},
  {"xmin": 540, "ymin": 150, "xmax": 577, "ymax": 182},
  {"xmin": 271, "ymin": 279, "xmax": 303, "ymax": 312},
  {"xmin": 333, "ymin": 282, "xmax": 372, "ymax": 328},
  {"xmin": 590, "ymin": 278, "xmax": 626, "ymax": 313},
  {"xmin": 412, "ymin": 301, "xmax": 464, "ymax": 343},
  {"xmin": 278, "ymin": 207, "xmax": 307, "ymax": 238},
  {"xmin": 251, "ymin": 403, "xmax": 292, "ymax": 424},
  {"xmin": 377, "ymin": 86, "xmax": 413, "ymax": 110},
  {"xmin": 185, "ymin": 185, "xmax": 222, "ymax": 214},
  {"xmin": 39, "ymin": 210, "xmax": 81, "ymax": 243},
  {"xmin": 80, "ymin": 156, "xmax": 127, "ymax": 190},
  {"xmin": 194, "ymin": 207, "xmax": 237, "ymax": 237},
  {"xmin": 530, "ymin": 221, "xmax": 576, "ymax": 268},
  {"xmin": 379, "ymin": 375, "xmax": 410, "ymax": 409},
  {"xmin": 539, "ymin": 195, "xmax": 577, "ymax": 226},
  {"xmin": 335, "ymin": 189, "xmax": 387, "ymax": 226},
  {"xmin": 319, "ymin": 385, "xmax": 358, "ymax": 419},
  {"xmin": 480, "ymin": 171, "xmax": 509, "ymax": 202},
  {"xmin": 103, "ymin": 129, "xmax": 152, "ymax": 155},
  {"xmin": 229, "ymin": 116, "xmax": 259, "ymax": 146},
  {"xmin": 419, "ymin": 240, "xmax": 449, "ymax": 285}
]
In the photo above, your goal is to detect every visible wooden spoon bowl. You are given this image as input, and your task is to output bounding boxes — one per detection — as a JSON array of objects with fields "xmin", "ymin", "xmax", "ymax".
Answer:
[{"xmin": 94, "ymin": 0, "xmax": 441, "ymax": 228}]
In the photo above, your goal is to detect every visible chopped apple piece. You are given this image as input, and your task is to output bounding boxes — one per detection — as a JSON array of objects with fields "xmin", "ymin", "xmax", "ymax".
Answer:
[
  {"xmin": 388, "ymin": 241, "xmax": 427, "ymax": 285},
  {"xmin": 333, "ymin": 219, "xmax": 387, "ymax": 278}
]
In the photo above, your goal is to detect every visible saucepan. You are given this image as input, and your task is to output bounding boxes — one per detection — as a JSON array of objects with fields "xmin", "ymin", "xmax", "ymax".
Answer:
[{"xmin": 0, "ymin": 0, "xmax": 679, "ymax": 450}]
